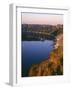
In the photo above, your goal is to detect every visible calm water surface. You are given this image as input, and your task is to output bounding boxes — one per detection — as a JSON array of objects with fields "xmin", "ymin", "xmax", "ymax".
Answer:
[{"xmin": 22, "ymin": 40, "xmax": 54, "ymax": 77}]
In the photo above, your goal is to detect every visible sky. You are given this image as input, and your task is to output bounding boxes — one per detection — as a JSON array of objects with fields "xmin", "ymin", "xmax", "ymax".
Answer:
[{"xmin": 22, "ymin": 13, "xmax": 63, "ymax": 25}]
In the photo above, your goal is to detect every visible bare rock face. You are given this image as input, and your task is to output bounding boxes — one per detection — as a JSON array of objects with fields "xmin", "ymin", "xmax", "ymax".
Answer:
[{"xmin": 28, "ymin": 34, "xmax": 63, "ymax": 76}]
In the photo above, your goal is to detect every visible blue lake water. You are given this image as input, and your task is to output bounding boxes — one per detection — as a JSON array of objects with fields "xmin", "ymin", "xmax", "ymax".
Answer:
[{"xmin": 22, "ymin": 40, "xmax": 54, "ymax": 77}]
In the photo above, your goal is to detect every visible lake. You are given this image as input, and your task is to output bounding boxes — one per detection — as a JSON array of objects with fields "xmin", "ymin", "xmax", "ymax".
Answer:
[{"xmin": 22, "ymin": 40, "xmax": 54, "ymax": 77}]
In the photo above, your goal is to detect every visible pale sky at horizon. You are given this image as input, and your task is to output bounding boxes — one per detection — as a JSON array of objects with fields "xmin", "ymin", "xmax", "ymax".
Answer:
[{"xmin": 22, "ymin": 13, "xmax": 63, "ymax": 25}]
